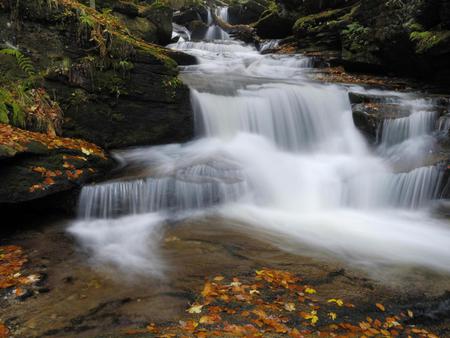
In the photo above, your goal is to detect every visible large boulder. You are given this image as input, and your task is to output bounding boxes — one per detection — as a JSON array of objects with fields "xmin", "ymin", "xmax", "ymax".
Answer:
[
  {"xmin": 0, "ymin": 0, "xmax": 194, "ymax": 150},
  {"xmin": 0, "ymin": 0, "xmax": 195, "ymax": 208},
  {"xmin": 228, "ymin": 0, "xmax": 268, "ymax": 25},
  {"xmin": 0, "ymin": 124, "xmax": 112, "ymax": 204},
  {"xmin": 173, "ymin": 6, "xmax": 208, "ymax": 26},
  {"xmin": 142, "ymin": 4, "xmax": 174, "ymax": 45},
  {"xmin": 255, "ymin": 11, "xmax": 294, "ymax": 39},
  {"xmin": 293, "ymin": 6, "xmax": 353, "ymax": 50},
  {"xmin": 278, "ymin": 0, "xmax": 358, "ymax": 14},
  {"xmin": 289, "ymin": 0, "xmax": 450, "ymax": 82}
]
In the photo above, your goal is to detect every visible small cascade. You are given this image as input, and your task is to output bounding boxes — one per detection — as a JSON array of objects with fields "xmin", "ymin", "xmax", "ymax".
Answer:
[
  {"xmin": 438, "ymin": 113, "xmax": 450, "ymax": 135},
  {"xmin": 205, "ymin": 7, "xmax": 230, "ymax": 41},
  {"xmin": 380, "ymin": 110, "xmax": 437, "ymax": 146},
  {"xmin": 377, "ymin": 99, "xmax": 440, "ymax": 169},
  {"xmin": 260, "ymin": 39, "xmax": 281, "ymax": 52},
  {"xmin": 79, "ymin": 160, "xmax": 249, "ymax": 219},
  {"xmin": 192, "ymin": 83, "xmax": 364, "ymax": 153},
  {"xmin": 170, "ymin": 40, "xmax": 251, "ymax": 54},
  {"xmin": 172, "ymin": 23, "xmax": 191, "ymax": 42},
  {"xmin": 382, "ymin": 166, "xmax": 443, "ymax": 208}
]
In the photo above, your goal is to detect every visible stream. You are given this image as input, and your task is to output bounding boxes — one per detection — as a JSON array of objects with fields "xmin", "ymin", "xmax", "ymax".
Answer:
[
  {"xmin": 2, "ymin": 8, "xmax": 450, "ymax": 337},
  {"xmin": 69, "ymin": 11, "xmax": 450, "ymax": 277}
]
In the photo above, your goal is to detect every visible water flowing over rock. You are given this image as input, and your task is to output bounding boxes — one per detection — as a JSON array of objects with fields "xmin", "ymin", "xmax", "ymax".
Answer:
[{"xmin": 70, "ymin": 10, "xmax": 450, "ymax": 276}]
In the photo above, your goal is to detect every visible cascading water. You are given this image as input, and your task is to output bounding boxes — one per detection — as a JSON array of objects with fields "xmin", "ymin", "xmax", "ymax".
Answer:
[
  {"xmin": 69, "ymin": 13, "xmax": 450, "ymax": 275},
  {"xmin": 204, "ymin": 7, "xmax": 230, "ymax": 41}
]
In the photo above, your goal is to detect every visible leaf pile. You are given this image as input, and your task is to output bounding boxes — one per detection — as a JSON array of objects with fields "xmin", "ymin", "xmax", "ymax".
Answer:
[
  {"xmin": 0, "ymin": 246, "xmax": 39, "ymax": 291},
  {"xmin": 314, "ymin": 67, "xmax": 405, "ymax": 88},
  {"xmin": 125, "ymin": 268, "xmax": 439, "ymax": 337},
  {"xmin": 0, "ymin": 123, "xmax": 105, "ymax": 159}
]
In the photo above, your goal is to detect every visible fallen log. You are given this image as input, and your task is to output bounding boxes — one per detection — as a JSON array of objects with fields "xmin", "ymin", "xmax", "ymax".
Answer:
[{"xmin": 207, "ymin": 2, "xmax": 260, "ymax": 44}]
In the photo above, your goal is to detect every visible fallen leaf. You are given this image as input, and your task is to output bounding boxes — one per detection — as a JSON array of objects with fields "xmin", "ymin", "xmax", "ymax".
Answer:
[
  {"xmin": 328, "ymin": 312, "xmax": 337, "ymax": 320},
  {"xmin": 187, "ymin": 304, "xmax": 203, "ymax": 314},
  {"xmin": 376, "ymin": 303, "xmax": 385, "ymax": 312},
  {"xmin": 328, "ymin": 298, "xmax": 344, "ymax": 306},
  {"xmin": 284, "ymin": 302, "xmax": 296, "ymax": 312}
]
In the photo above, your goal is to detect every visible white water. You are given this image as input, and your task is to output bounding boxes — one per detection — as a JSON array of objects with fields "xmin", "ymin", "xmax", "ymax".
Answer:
[
  {"xmin": 70, "ymin": 22, "xmax": 450, "ymax": 275},
  {"xmin": 205, "ymin": 7, "xmax": 230, "ymax": 41}
]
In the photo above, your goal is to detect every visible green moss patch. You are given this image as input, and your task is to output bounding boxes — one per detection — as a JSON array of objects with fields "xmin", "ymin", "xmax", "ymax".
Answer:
[{"xmin": 410, "ymin": 30, "xmax": 450, "ymax": 54}]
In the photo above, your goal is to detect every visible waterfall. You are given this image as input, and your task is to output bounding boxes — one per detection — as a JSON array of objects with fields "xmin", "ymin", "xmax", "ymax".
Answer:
[
  {"xmin": 191, "ymin": 83, "xmax": 365, "ymax": 153},
  {"xmin": 172, "ymin": 23, "xmax": 191, "ymax": 41},
  {"xmin": 438, "ymin": 113, "xmax": 450, "ymax": 135},
  {"xmin": 79, "ymin": 161, "xmax": 249, "ymax": 219},
  {"xmin": 70, "ymin": 25, "xmax": 450, "ymax": 275},
  {"xmin": 380, "ymin": 110, "xmax": 437, "ymax": 146},
  {"xmin": 204, "ymin": 7, "xmax": 230, "ymax": 41}
]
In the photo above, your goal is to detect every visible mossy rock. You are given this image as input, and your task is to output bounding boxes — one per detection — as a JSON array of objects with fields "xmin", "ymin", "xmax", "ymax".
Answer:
[
  {"xmin": 255, "ymin": 11, "xmax": 294, "ymax": 39},
  {"xmin": 410, "ymin": 30, "xmax": 450, "ymax": 54},
  {"xmin": 142, "ymin": 3, "xmax": 173, "ymax": 45}
]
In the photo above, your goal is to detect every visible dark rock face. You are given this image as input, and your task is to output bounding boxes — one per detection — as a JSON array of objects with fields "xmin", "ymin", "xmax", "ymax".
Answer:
[
  {"xmin": 255, "ymin": 12, "xmax": 294, "ymax": 39},
  {"xmin": 288, "ymin": 0, "xmax": 450, "ymax": 83},
  {"xmin": 228, "ymin": 0, "xmax": 267, "ymax": 25},
  {"xmin": 0, "ymin": 2, "xmax": 194, "ymax": 150},
  {"xmin": 0, "ymin": 124, "xmax": 113, "ymax": 204},
  {"xmin": 278, "ymin": 0, "xmax": 358, "ymax": 14},
  {"xmin": 174, "ymin": 6, "xmax": 208, "ymax": 26},
  {"xmin": 142, "ymin": 5, "xmax": 174, "ymax": 45},
  {"xmin": 0, "ymin": 0, "xmax": 195, "ymax": 207}
]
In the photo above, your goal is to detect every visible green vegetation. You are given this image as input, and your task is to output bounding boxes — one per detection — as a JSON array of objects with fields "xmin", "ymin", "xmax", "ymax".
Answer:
[
  {"xmin": 0, "ymin": 49, "xmax": 35, "ymax": 77},
  {"xmin": 0, "ymin": 88, "xmax": 26, "ymax": 128},
  {"xmin": 293, "ymin": 7, "xmax": 349, "ymax": 35},
  {"xmin": 410, "ymin": 30, "xmax": 450, "ymax": 54}
]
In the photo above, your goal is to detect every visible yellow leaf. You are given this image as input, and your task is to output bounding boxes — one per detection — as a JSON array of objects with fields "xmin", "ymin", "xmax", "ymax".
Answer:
[
  {"xmin": 375, "ymin": 303, "xmax": 385, "ymax": 312},
  {"xmin": 327, "ymin": 298, "xmax": 344, "ymax": 306},
  {"xmin": 305, "ymin": 287, "xmax": 316, "ymax": 294},
  {"xmin": 284, "ymin": 302, "xmax": 296, "ymax": 312},
  {"xmin": 328, "ymin": 312, "xmax": 337, "ymax": 320},
  {"xmin": 407, "ymin": 310, "xmax": 413, "ymax": 318},
  {"xmin": 81, "ymin": 147, "xmax": 93, "ymax": 156},
  {"xmin": 186, "ymin": 304, "xmax": 203, "ymax": 314}
]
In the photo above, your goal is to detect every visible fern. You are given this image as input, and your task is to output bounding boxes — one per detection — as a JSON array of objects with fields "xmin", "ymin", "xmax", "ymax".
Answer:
[
  {"xmin": 79, "ymin": 12, "xmax": 95, "ymax": 28},
  {"xmin": 0, "ymin": 48, "xmax": 35, "ymax": 76}
]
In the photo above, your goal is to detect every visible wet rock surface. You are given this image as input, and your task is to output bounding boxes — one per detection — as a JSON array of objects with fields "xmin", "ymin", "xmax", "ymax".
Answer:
[{"xmin": 0, "ymin": 217, "xmax": 449, "ymax": 337}]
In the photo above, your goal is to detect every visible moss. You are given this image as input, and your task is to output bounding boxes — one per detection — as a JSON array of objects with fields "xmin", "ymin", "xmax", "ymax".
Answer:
[
  {"xmin": 293, "ymin": 7, "xmax": 349, "ymax": 34},
  {"xmin": 0, "ymin": 88, "xmax": 26, "ymax": 128},
  {"xmin": 410, "ymin": 30, "xmax": 450, "ymax": 54}
]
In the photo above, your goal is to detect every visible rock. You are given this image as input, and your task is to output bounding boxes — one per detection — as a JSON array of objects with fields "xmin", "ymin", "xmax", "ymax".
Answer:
[
  {"xmin": 352, "ymin": 107, "xmax": 379, "ymax": 141},
  {"xmin": 173, "ymin": 6, "xmax": 208, "ymax": 26},
  {"xmin": 288, "ymin": 0, "xmax": 450, "ymax": 82},
  {"xmin": 293, "ymin": 6, "xmax": 353, "ymax": 50},
  {"xmin": 228, "ymin": 0, "xmax": 268, "ymax": 25},
  {"xmin": 189, "ymin": 20, "xmax": 209, "ymax": 40},
  {"xmin": 0, "ymin": 0, "xmax": 195, "ymax": 207},
  {"xmin": 113, "ymin": 13, "xmax": 158, "ymax": 43},
  {"xmin": 0, "ymin": 124, "xmax": 113, "ymax": 204},
  {"xmin": 142, "ymin": 4, "xmax": 174, "ymax": 45},
  {"xmin": 279, "ymin": 0, "xmax": 358, "ymax": 14},
  {"xmin": 255, "ymin": 11, "xmax": 294, "ymax": 39},
  {"xmin": 111, "ymin": 1, "xmax": 139, "ymax": 17},
  {"xmin": 0, "ymin": 0, "xmax": 194, "ymax": 150}
]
